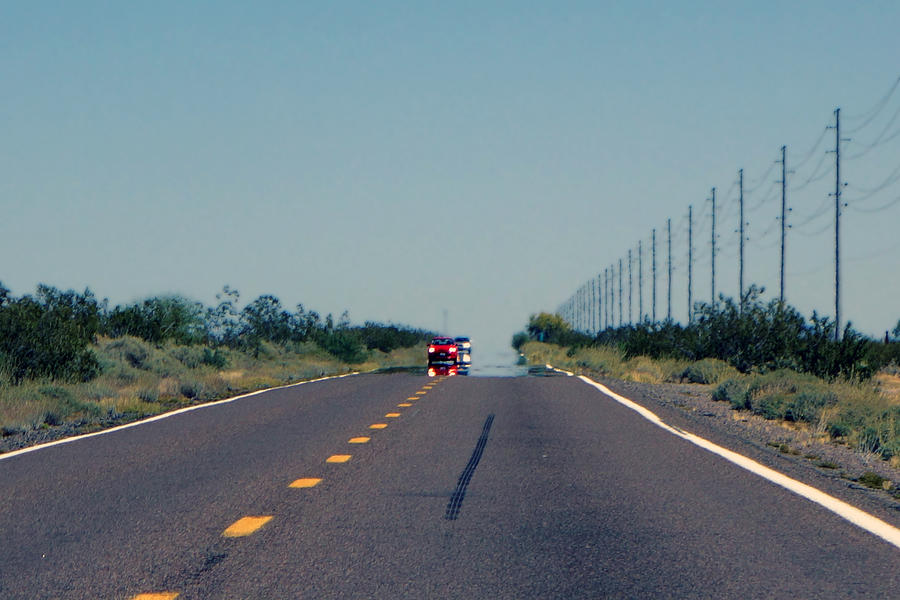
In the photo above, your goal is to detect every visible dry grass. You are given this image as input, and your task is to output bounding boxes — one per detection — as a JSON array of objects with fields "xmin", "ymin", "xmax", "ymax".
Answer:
[
  {"xmin": 875, "ymin": 372, "xmax": 900, "ymax": 405},
  {"xmin": 520, "ymin": 341, "xmax": 699, "ymax": 384}
]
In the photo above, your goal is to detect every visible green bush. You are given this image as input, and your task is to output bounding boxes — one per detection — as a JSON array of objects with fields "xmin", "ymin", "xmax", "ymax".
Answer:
[
  {"xmin": 712, "ymin": 378, "xmax": 749, "ymax": 410},
  {"xmin": 784, "ymin": 391, "xmax": 837, "ymax": 423},
  {"xmin": 0, "ymin": 284, "xmax": 101, "ymax": 384},
  {"xmin": 202, "ymin": 347, "xmax": 228, "ymax": 369},
  {"xmin": 103, "ymin": 295, "xmax": 209, "ymax": 345},
  {"xmin": 681, "ymin": 358, "xmax": 738, "ymax": 384},
  {"xmin": 179, "ymin": 379, "xmax": 204, "ymax": 400}
]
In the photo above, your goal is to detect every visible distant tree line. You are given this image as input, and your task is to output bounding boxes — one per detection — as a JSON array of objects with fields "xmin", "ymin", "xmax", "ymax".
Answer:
[
  {"xmin": 514, "ymin": 286, "xmax": 900, "ymax": 381},
  {"xmin": 0, "ymin": 282, "xmax": 432, "ymax": 384}
]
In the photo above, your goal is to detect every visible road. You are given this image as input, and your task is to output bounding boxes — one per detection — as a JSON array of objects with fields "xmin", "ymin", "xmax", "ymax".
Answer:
[{"xmin": 2, "ymin": 369, "xmax": 898, "ymax": 599}]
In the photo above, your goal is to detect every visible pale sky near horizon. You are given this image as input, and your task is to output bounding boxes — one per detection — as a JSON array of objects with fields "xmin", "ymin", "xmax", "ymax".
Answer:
[{"xmin": 2, "ymin": 1, "xmax": 899, "ymax": 356}]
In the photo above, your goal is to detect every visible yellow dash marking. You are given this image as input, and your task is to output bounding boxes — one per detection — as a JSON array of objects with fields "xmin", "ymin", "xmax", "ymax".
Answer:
[
  {"xmin": 348, "ymin": 437, "xmax": 370, "ymax": 444},
  {"xmin": 407, "ymin": 397, "xmax": 419, "ymax": 401},
  {"xmin": 369, "ymin": 423, "xmax": 388, "ymax": 429},
  {"xmin": 289, "ymin": 478, "xmax": 322, "ymax": 488},
  {"xmin": 398, "ymin": 403, "xmax": 413, "ymax": 407},
  {"xmin": 223, "ymin": 516, "xmax": 273, "ymax": 538},
  {"xmin": 131, "ymin": 594, "xmax": 180, "ymax": 600},
  {"xmin": 415, "ymin": 391, "xmax": 427, "ymax": 395},
  {"xmin": 327, "ymin": 454, "xmax": 352, "ymax": 463},
  {"xmin": 385, "ymin": 413, "xmax": 401, "ymax": 418}
]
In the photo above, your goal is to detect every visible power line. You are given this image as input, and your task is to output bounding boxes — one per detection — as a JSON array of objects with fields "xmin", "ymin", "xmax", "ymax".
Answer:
[
  {"xmin": 845, "ymin": 102, "xmax": 900, "ymax": 159},
  {"xmin": 848, "ymin": 192, "xmax": 900, "ymax": 214},
  {"xmin": 845, "ymin": 74, "xmax": 900, "ymax": 126}
]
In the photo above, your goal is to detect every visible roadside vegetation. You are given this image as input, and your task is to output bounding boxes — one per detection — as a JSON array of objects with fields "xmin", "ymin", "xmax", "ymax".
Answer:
[
  {"xmin": 514, "ymin": 289, "xmax": 900, "ymax": 466},
  {"xmin": 0, "ymin": 282, "xmax": 431, "ymax": 450}
]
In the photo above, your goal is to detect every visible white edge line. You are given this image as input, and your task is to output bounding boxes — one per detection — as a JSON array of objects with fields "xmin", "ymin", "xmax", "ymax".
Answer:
[
  {"xmin": 545, "ymin": 363, "xmax": 574, "ymax": 376},
  {"xmin": 568, "ymin": 370, "xmax": 900, "ymax": 551},
  {"xmin": 0, "ymin": 371, "xmax": 363, "ymax": 461}
]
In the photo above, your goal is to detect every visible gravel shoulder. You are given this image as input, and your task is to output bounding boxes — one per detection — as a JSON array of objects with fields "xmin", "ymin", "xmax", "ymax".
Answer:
[{"xmin": 586, "ymin": 373, "xmax": 900, "ymax": 529}]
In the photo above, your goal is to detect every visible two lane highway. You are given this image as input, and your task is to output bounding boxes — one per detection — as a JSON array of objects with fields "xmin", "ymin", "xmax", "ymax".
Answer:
[{"xmin": 2, "ymin": 372, "xmax": 898, "ymax": 598}]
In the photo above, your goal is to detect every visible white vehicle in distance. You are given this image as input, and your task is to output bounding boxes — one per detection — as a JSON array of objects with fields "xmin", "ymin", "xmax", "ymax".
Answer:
[{"xmin": 454, "ymin": 337, "xmax": 472, "ymax": 365}]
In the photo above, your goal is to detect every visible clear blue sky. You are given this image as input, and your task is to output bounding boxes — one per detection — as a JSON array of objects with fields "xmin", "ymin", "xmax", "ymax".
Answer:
[{"xmin": 2, "ymin": 1, "xmax": 899, "ymax": 355}]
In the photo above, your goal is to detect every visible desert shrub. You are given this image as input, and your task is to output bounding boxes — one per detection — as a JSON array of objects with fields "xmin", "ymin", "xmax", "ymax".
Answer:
[
  {"xmin": 0, "ymin": 284, "xmax": 101, "ymax": 383},
  {"xmin": 358, "ymin": 322, "xmax": 431, "ymax": 352},
  {"xmin": 103, "ymin": 295, "xmax": 209, "ymax": 345},
  {"xmin": 681, "ymin": 358, "xmax": 739, "ymax": 384},
  {"xmin": 137, "ymin": 388, "xmax": 159, "ymax": 403},
  {"xmin": 541, "ymin": 287, "xmax": 888, "ymax": 382},
  {"xmin": 784, "ymin": 390, "xmax": 837, "ymax": 423},
  {"xmin": 712, "ymin": 378, "xmax": 749, "ymax": 410},
  {"xmin": 202, "ymin": 347, "xmax": 228, "ymax": 369},
  {"xmin": 38, "ymin": 385, "xmax": 102, "ymax": 420},
  {"xmin": 179, "ymin": 379, "xmax": 204, "ymax": 400},
  {"xmin": 317, "ymin": 329, "xmax": 367, "ymax": 364}
]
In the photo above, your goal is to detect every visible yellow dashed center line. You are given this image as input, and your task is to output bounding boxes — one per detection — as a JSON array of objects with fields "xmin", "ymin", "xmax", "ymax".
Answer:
[
  {"xmin": 370, "ymin": 423, "xmax": 388, "ymax": 429},
  {"xmin": 397, "ymin": 403, "xmax": 413, "ymax": 407},
  {"xmin": 415, "ymin": 391, "xmax": 427, "ymax": 395},
  {"xmin": 385, "ymin": 413, "xmax": 401, "ymax": 418},
  {"xmin": 348, "ymin": 437, "xmax": 370, "ymax": 444},
  {"xmin": 407, "ymin": 397, "xmax": 419, "ymax": 401},
  {"xmin": 289, "ymin": 478, "xmax": 322, "ymax": 488},
  {"xmin": 223, "ymin": 516, "xmax": 273, "ymax": 538},
  {"xmin": 327, "ymin": 454, "xmax": 352, "ymax": 463},
  {"xmin": 131, "ymin": 594, "xmax": 180, "ymax": 600}
]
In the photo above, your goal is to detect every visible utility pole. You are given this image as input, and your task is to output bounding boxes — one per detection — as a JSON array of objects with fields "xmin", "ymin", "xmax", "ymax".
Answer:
[
  {"xmin": 667, "ymin": 218, "xmax": 672, "ymax": 321},
  {"xmin": 618, "ymin": 258, "xmax": 623, "ymax": 327},
  {"xmin": 711, "ymin": 187, "xmax": 717, "ymax": 305},
  {"xmin": 831, "ymin": 108, "xmax": 845, "ymax": 341},
  {"xmin": 739, "ymin": 169, "xmax": 745, "ymax": 312},
  {"xmin": 591, "ymin": 277, "xmax": 596, "ymax": 334},
  {"xmin": 597, "ymin": 273, "xmax": 602, "ymax": 332},
  {"xmin": 628, "ymin": 249, "xmax": 633, "ymax": 324},
  {"xmin": 778, "ymin": 145, "xmax": 788, "ymax": 304},
  {"xmin": 603, "ymin": 268, "xmax": 608, "ymax": 330},
  {"xmin": 611, "ymin": 263, "xmax": 617, "ymax": 327},
  {"xmin": 605, "ymin": 267, "xmax": 610, "ymax": 329},
  {"xmin": 688, "ymin": 205, "xmax": 693, "ymax": 323},
  {"xmin": 638, "ymin": 240, "xmax": 644, "ymax": 322},
  {"xmin": 610, "ymin": 265, "xmax": 615, "ymax": 327},
  {"xmin": 652, "ymin": 228, "xmax": 657, "ymax": 323},
  {"xmin": 580, "ymin": 285, "xmax": 585, "ymax": 332}
]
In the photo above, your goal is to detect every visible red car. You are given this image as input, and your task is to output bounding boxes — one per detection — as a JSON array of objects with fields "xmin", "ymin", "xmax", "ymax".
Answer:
[{"xmin": 427, "ymin": 337, "xmax": 458, "ymax": 365}]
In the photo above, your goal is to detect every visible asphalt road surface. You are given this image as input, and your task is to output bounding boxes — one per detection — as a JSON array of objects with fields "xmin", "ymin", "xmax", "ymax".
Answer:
[{"xmin": 2, "ymin": 370, "xmax": 899, "ymax": 599}]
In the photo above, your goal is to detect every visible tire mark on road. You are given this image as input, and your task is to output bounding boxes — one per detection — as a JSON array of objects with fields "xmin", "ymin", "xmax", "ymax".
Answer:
[{"xmin": 445, "ymin": 414, "xmax": 494, "ymax": 521}]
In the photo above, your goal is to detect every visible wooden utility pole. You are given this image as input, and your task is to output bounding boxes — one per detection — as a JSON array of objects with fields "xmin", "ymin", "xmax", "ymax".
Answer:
[
  {"xmin": 652, "ymin": 228, "xmax": 657, "ymax": 323},
  {"xmin": 739, "ymin": 169, "xmax": 745, "ymax": 312},
  {"xmin": 688, "ymin": 205, "xmax": 693, "ymax": 323},
  {"xmin": 638, "ymin": 240, "xmax": 643, "ymax": 322},
  {"xmin": 628, "ymin": 249, "xmax": 633, "ymax": 324},
  {"xmin": 598, "ymin": 273, "xmax": 602, "ymax": 332},
  {"xmin": 618, "ymin": 258, "xmax": 623, "ymax": 327},
  {"xmin": 779, "ymin": 145, "xmax": 787, "ymax": 304},
  {"xmin": 711, "ymin": 187, "xmax": 717, "ymax": 305},
  {"xmin": 667, "ymin": 218, "xmax": 672, "ymax": 321},
  {"xmin": 832, "ymin": 108, "xmax": 843, "ymax": 341}
]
